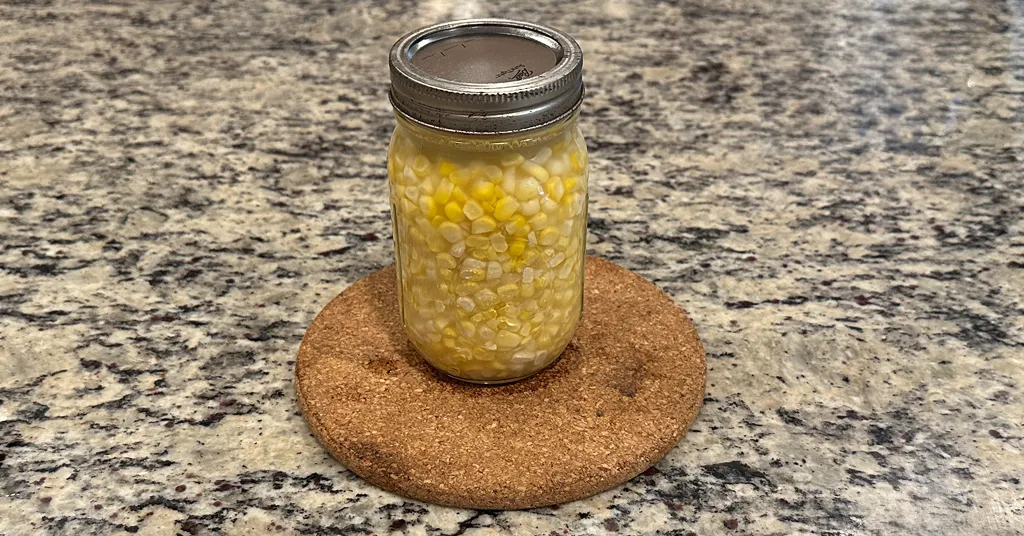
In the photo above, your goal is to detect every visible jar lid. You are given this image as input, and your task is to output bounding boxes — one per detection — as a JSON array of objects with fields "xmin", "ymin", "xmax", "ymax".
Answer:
[{"xmin": 389, "ymin": 19, "xmax": 584, "ymax": 135}]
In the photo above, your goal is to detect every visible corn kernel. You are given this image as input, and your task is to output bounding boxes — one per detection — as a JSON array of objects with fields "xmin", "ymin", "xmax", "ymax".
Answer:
[
  {"xmin": 451, "ymin": 168, "xmax": 473, "ymax": 186},
  {"xmin": 436, "ymin": 253, "xmax": 456, "ymax": 270},
  {"xmin": 544, "ymin": 177, "xmax": 564, "ymax": 202},
  {"xmin": 563, "ymin": 177, "xmax": 578, "ymax": 193},
  {"xmin": 516, "ymin": 177, "xmax": 541, "ymax": 201},
  {"xmin": 465, "ymin": 235, "xmax": 489, "ymax": 248},
  {"xmin": 521, "ymin": 161, "xmax": 549, "ymax": 181},
  {"xmin": 463, "ymin": 200, "xmax": 484, "ymax": 220},
  {"xmin": 439, "ymin": 222, "xmax": 464, "ymax": 243},
  {"xmin": 471, "ymin": 216, "xmax": 497, "ymax": 234},
  {"xmin": 490, "ymin": 233, "xmax": 508, "ymax": 253},
  {"xmin": 418, "ymin": 195, "xmax": 437, "ymax": 219},
  {"xmin": 471, "ymin": 180, "xmax": 495, "ymax": 201},
  {"xmin": 528, "ymin": 212, "xmax": 549, "ymax": 230},
  {"xmin": 434, "ymin": 179, "xmax": 455, "ymax": 205},
  {"xmin": 496, "ymin": 330, "xmax": 522, "ymax": 348},
  {"xmin": 493, "ymin": 197, "xmax": 519, "ymax": 221},
  {"xmin": 412, "ymin": 154, "xmax": 430, "ymax": 175},
  {"xmin": 520, "ymin": 198, "xmax": 540, "ymax": 216},
  {"xmin": 500, "ymin": 153, "xmax": 525, "ymax": 167},
  {"xmin": 444, "ymin": 201, "xmax": 465, "ymax": 222},
  {"xmin": 538, "ymin": 228, "xmax": 559, "ymax": 246},
  {"xmin": 508, "ymin": 239, "xmax": 526, "ymax": 257},
  {"xmin": 451, "ymin": 186, "xmax": 468, "ymax": 203},
  {"xmin": 482, "ymin": 165, "xmax": 502, "ymax": 181},
  {"xmin": 439, "ymin": 160, "xmax": 457, "ymax": 177}
]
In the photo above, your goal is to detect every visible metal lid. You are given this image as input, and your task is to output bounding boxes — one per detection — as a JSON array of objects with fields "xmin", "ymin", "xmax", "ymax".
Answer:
[{"xmin": 389, "ymin": 19, "xmax": 584, "ymax": 135}]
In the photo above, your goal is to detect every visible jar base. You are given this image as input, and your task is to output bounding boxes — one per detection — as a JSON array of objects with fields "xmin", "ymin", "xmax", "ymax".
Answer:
[{"xmin": 431, "ymin": 353, "xmax": 564, "ymax": 385}]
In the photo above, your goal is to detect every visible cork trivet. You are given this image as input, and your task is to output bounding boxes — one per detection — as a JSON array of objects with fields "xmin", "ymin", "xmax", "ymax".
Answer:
[{"xmin": 295, "ymin": 256, "xmax": 705, "ymax": 510}]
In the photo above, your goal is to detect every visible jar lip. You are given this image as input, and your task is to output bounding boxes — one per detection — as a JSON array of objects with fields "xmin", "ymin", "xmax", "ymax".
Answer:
[
  {"xmin": 389, "ymin": 86, "xmax": 584, "ymax": 137},
  {"xmin": 389, "ymin": 18, "xmax": 584, "ymax": 135}
]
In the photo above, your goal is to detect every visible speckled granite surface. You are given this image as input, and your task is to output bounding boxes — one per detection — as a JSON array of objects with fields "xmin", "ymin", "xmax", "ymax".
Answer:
[{"xmin": 1, "ymin": 0, "xmax": 1022, "ymax": 534}]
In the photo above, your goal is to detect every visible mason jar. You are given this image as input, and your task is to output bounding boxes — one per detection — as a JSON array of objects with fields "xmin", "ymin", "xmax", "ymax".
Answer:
[{"xmin": 387, "ymin": 19, "xmax": 589, "ymax": 384}]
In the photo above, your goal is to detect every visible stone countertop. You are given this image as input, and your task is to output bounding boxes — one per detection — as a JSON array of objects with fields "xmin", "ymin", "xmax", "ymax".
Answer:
[{"xmin": 1, "ymin": 0, "xmax": 1021, "ymax": 534}]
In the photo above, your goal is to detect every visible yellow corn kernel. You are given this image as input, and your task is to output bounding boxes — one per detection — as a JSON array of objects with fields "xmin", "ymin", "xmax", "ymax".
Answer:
[
  {"xmin": 515, "ymin": 177, "xmax": 541, "ymax": 201},
  {"xmin": 471, "ymin": 216, "xmax": 497, "ymax": 234},
  {"xmin": 418, "ymin": 195, "xmax": 437, "ymax": 219},
  {"xmin": 500, "ymin": 153, "xmax": 525, "ymax": 167},
  {"xmin": 570, "ymin": 152, "xmax": 583, "ymax": 172},
  {"xmin": 501, "ymin": 258, "xmax": 514, "ymax": 273},
  {"xmin": 412, "ymin": 155, "xmax": 430, "ymax": 175},
  {"xmin": 520, "ymin": 282, "xmax": 535, "ymax": 297},
  {"xmin": 507, "ymin": 239, "xmax": 526, "ymax": 257},
  {"xmin": 463, "ymin": 199, "xmax": 484, "ymax": 220},
  {"xmin": 443, "ymin": 338, "xmax": 457, "ymax": 349},
  {"xmin": 438, "ymin": 222, "xmax": 463, "ymax": 243},
  {"xmin": 444, "ymin": 201, "xmax": 465, "ymax": 222},
  {"xmin": 439, "ymin": 160, "xmax": 457, "ymax": 177},
  {"xmin": 563, "ymin": 177, "xmax": 578, "ymax": 193},
  {"xmin": 544, "ymin": 177, "xmax": 564, "ymax": 202},
  {"xmin": 451, "ymin": 185, "xmax": 468, "ymax": 203},
  {"xmin": 561, "ymin": 192, "xmax": 578, "ymax": 210},
  {"xmin": 520, "ymin": 161, "xmax": 549, "ymax": 181},
  {"xmin": 470, "ymin": 248, "xmax": 488, "ymax": 261},
  {"xmin": 434, "ymin": 179, "xmax": 455, "ymax": 205},
  {"xmin": 493, "ymin": 197, "xmax": 519, "ymax": 221},
  {"xmin": 483, "ymin": 308, "xmax": 498, "ymax": 320},
  {"xmin": 528, "ymin": 212, "xmax": 549, "ymax": 230},
  {"xmin": 471, "ymin": 180, "xmax": 495, "ymax": 201},
  {"xmin": 442, "ymin": 326, "xmax": 458, "ymax": 338}
]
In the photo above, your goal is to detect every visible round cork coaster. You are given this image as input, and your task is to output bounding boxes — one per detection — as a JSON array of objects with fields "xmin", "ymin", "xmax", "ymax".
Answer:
[{"xmin": 295, "ymin": 256, "xmax": 705, "ymax": 510}]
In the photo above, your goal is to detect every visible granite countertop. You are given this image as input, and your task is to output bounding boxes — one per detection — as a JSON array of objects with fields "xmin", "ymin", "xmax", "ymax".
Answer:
[{"xmin": 2, "ymin": 0, "xmax": 1022, "ymax": 534}]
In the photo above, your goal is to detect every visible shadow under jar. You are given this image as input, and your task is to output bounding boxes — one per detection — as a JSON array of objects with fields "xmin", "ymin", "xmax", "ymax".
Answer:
[{"xmin": 387, "ymin": 19, "xmax": 589, "ymax": 384}]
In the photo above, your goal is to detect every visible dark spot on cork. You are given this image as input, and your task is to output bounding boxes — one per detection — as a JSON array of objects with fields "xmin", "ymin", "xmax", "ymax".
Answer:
[
  {"xmin": 989, "ymin": 429, "xmax": 1003, "ymax": 439},
  {"xmin": 724, "ymin": 518, "xmax": 739, "ymax": 529},
  {"xmin": 745, "ymin": 255, "xmax": 757, "ymax": 262},
  {"xmin": 125, "ymin": 526, "xmax": 139, "ymax": 534},
  {"xmin": 389, "ymin": 519, "xmax": 408, "ymax": 531},
  {"xmin": 40, "ymin": 497, "xmax": 52, "ymax": 505},
  {"xmin": 175, "ymin": 484, "xmax": 186, "ymax": 492},
  {"xmin": 94, "ymin": 504, "xmax": 102, "ymax": 510},
  {"xmin": 603, "ymin": 519, "xmax": 620, "ymax": 531},
  {"xmin": 854, "ymin": 295, "xmax": 871, "ymax": 306},
  {"xmin": 81, "ymin": 359, "xmax": 103, "ymax": 370}
]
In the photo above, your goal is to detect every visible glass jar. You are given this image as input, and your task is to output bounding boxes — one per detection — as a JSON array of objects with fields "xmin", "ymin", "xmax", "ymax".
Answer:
[{"xmin": 387, "ymin": 19, "xmax": 589, "ymax": 384}]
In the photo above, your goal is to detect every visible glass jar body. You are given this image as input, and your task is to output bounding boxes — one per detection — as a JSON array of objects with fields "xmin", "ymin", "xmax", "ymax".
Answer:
[{"xmin": 387, "ymin": 115, "xmax": 589, "ymax": 383}]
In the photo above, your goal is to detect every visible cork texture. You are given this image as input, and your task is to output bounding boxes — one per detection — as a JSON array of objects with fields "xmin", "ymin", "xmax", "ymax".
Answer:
[{"xmin": 295, "ymin": 256, "xmax": 706, "ymax": 510}]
